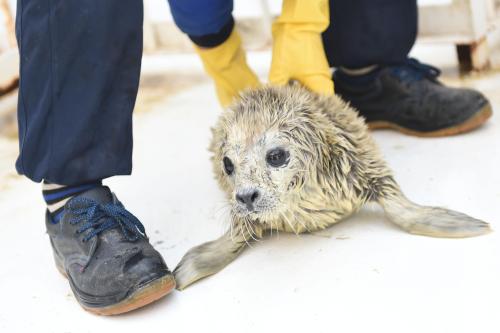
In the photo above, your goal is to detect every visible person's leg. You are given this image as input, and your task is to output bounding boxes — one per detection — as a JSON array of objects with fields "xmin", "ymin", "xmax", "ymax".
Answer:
[
  {"xmin": 322, "ymin": 0, "xmax": 492, "ymax": 137},
  {"xmin": 323, "ymin": 0, "xmax": 416, "ymax": 69},
  {"xmin": 16, "ymin": 0, "xmax": 141, "ymax": 184},
  {"xmin": 16, "ymin": 0, "xmax": 174, "ymax": 314},
  {"xmin": 168, "ymin": 0, "xmax": 259, "ymax": 107}
]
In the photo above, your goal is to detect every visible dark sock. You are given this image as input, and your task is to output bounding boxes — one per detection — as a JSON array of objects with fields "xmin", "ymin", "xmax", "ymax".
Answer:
[
  {"xmin": 335, "ymin": 65, "xmax": 381, "ymax": 86},
  {"xmin": 43, "ymin": 180, "xmax": 102, "ymax": 223}
]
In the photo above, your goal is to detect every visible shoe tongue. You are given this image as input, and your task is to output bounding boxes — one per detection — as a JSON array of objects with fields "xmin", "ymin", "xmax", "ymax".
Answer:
[
  {"xmin": 77, "ymin": 186, "xmax": 114, "ymax": 204},
  {"xmin": 391, "ymin": 59, "xmax": 441, "ymax": 82}
]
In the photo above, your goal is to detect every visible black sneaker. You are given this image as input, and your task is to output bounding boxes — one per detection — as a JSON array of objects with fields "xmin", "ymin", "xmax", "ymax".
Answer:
[
  {"xmin": 333, "ymin": 58, "xmax": 492, "ymax": 137},
  {"xmin": 46, "ymin": 186, "xmax": 175, "ymax": 315}
]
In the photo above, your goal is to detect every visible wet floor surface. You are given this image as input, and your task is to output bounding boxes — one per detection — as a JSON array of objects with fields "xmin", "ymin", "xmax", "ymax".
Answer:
[{"xmin": 0, "ymin": 45, "xmax": 499, "ymax": 333}]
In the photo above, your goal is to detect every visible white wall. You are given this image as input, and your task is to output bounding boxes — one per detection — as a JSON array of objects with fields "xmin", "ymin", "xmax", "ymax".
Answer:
[
  {"xmin": 146, "ymin": 0, "xmax": 283, "ymax": 22},
  {"xmin": 146, "ymin": 0, "xmax": 455, "ymax": 23}
]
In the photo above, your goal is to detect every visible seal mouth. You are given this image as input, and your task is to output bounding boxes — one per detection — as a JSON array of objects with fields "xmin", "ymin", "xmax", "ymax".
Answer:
[
  {"xmin": 233, "ymin": 207, "xmax": 261, "ymax": 219},
  {"xmin": 232, "ymin": 204, "xmax": 280, "ymax": 223}
]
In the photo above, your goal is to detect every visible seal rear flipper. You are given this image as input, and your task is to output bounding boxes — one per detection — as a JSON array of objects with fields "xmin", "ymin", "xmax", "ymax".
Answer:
[{"xmin": 378, "ymin": 192, "xmax": 491, "ymax": 238}]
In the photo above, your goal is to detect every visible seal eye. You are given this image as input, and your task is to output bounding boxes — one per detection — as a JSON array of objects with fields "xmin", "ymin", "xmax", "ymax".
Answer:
[
  {"xmin": 266, "ymin": 148, "xmax": 289, "ymax": 168},
  {"xmin": 223, "ymin": 157, "xmax": 234, "ymax": 175}
]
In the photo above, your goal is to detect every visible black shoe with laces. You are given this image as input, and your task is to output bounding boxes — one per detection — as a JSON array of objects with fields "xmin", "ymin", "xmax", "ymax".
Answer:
[
  {"xmin": 46, "ymin": 186, "xmax": 175, "ymax": 315},
  {"xmin": 333, "ymin": 58, "xmax": 492, "ymax": 137}
]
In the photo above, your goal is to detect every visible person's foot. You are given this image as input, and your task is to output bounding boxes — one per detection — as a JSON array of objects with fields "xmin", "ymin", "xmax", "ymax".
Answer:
[
  {"xmin": 333, "ymin": 58, "xmax": 492, "ymax": 137},
  {"xmin": 46, "ymin": 185, "xmax": 175, "ymax": 315}
]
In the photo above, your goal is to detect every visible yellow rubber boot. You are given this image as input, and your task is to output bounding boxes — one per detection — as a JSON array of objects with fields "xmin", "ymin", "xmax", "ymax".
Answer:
[
  {"xmin": 269, "ymin": 0, "xmax": 334, "ymax": 95},
  {"xmin": 194, "ymin": 29, "xmax": 260, "ymax": 107}
]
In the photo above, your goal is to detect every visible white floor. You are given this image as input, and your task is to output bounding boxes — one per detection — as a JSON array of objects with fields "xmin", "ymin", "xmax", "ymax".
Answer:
[{"xmin": 1, "ymin": 45, "xmax": 500, "ymax": 333}]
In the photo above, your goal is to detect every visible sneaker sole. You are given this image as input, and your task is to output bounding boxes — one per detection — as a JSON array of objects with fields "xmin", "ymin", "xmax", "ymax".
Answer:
[
  {"xmin": 367, "ymin": 103, "xmax": 493, "ymax": 137},
  {"xmin": 55, "ymin": 261, "xmax": 176, "ymax": 315}
]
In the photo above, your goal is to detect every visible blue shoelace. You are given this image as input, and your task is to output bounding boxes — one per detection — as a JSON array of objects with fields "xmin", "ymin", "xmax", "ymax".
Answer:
[
  {"xmin": 391, "ymin": 58, "xmax": 441, "ymax": 82},
  {"xmin": 66, "ymin": 197, "xmax": 146, "ymax": 242}
]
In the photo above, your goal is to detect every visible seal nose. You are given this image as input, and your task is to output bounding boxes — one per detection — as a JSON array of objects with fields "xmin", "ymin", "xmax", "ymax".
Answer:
[{"xmin": 235, "ymin": 189, "xmax": 260, "ymax": 210}]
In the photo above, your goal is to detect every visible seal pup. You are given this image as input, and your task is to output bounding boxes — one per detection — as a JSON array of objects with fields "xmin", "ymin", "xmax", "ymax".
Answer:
[{"xmin": 173, "ymin": 84, "xmax": 490, "ymax": 290}]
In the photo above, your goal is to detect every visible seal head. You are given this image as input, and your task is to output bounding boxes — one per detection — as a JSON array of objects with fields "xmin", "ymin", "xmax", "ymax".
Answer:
[{"xmin": 210, "ymin": 85, "xmax": 350, "ymax": 226}]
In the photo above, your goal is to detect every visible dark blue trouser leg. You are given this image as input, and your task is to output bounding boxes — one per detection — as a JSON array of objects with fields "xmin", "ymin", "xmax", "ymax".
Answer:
[
  {"xmin": 15, "ymin": 0, "xmax": 143, "ymax": 185},
  {"xmin": 167, "ymin": 0, "xmax": 233, "ymax": 39},
  {"xmin": 322, "ymin": 0, "xmax": 418, "ymax": 68}
]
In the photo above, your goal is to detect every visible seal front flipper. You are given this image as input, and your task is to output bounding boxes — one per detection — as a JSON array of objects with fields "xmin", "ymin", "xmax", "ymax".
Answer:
[
  {"xmin": 173, "ymin": 222, "xmax": 261, "ymax": 290},
  {"xmin": 377, "ymin": 178, "xmax": 491, "ymax": 238}
]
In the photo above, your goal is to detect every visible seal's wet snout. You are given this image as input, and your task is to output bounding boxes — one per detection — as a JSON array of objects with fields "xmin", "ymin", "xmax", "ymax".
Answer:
[{"xmin": 235, "ymin": 188, "xmax": 260, "ymax": 212}]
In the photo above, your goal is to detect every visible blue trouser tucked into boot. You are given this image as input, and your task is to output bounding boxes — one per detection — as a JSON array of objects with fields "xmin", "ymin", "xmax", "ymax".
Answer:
[{"xmin": 15, "ymin": 0, "xmax": 417, "ymax": 185}]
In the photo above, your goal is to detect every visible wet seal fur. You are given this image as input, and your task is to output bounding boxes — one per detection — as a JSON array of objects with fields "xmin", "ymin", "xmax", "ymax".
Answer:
[{"xmin": 173, "ymin": 84, "xmax": 491, "ymax": 290}]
